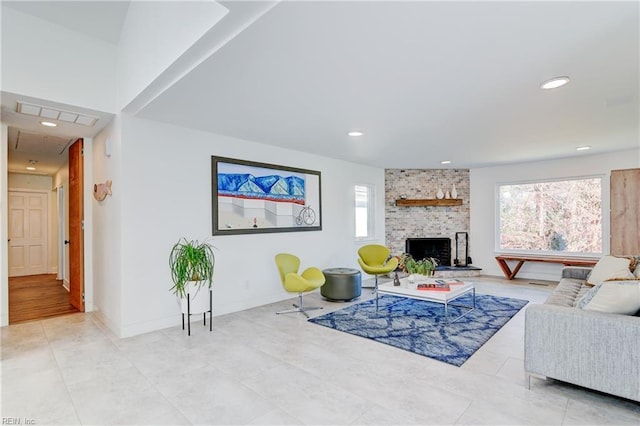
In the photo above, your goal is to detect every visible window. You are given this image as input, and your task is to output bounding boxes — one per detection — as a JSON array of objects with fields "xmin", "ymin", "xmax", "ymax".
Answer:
[
  {"xmin": 497, "ymin": 176, "xmax": 602, "ymax": 255},
  {"xmin": 355, "ymin": 184, "xmax": 375, "ymax": 240}
]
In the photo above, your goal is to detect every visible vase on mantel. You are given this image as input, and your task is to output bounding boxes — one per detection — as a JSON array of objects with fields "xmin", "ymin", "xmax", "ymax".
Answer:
[
  {"xmin": 451, "ymin": 184, "xmax": 458, "ymax": 199},
  {"xmin": 436, "ymin": 188, "xmax": 444, "ymax": 199}
]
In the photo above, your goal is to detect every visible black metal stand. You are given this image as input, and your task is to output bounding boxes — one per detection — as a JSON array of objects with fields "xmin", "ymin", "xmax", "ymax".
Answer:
[
  {"xmin": 181, "ymin": 289, "xmax": 213, "ymax": 336},
  {"xmin": 454, "ymin": 232, "xmax": 470, "ymax": 267}
]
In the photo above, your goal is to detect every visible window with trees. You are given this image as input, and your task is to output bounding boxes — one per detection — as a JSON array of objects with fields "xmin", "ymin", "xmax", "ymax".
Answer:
[{"xmin": 497, "ymin": 177, "xmax": 603, "ymax": 255}]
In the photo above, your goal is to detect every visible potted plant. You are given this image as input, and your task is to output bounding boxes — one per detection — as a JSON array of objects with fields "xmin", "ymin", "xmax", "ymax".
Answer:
[
  {"xmin": 169, "ymin": 238, "xmax": 215, "ymax": 316},
  {"xmin": 399, "ymin": 253, "xmax": 438, "ymax": 281}
]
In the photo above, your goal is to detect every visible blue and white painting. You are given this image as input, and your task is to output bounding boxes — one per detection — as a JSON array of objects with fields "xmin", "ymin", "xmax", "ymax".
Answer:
[
  {"xmin": 212, "ymin": 157, "xmax": 322, "ymax": 235},
  {"xmin": 217, "ymin": 163, "xmax": 306, "ymax": 205}
]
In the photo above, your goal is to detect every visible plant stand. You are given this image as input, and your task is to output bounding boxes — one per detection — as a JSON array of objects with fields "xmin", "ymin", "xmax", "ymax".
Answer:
[{"xmin": 182, "ymin": 288, "xmax": 213, "ymax": 336}]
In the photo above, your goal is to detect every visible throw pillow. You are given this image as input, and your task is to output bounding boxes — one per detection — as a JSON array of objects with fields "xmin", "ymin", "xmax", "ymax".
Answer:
[
  {"xmin": 586, "ymin": 255, "xmax": 635, "ymax": 286},
  {"xmin": 577, "ymin": 280, "xmax": 640, "ymax": 315},
  {"xmin": 634, "ymin": 259, "xmax": 640, "ymax": 279}
]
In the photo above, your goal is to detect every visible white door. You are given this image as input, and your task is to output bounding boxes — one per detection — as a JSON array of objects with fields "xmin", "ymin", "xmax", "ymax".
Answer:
[{"xmin": 8, "ymin": 191, "xmax": 48, "ymax": 277}]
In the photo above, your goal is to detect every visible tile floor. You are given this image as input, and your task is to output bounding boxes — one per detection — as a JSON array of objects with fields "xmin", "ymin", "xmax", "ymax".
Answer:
[{"xmin": 2, "ymin": 276, "xmax": 639, "ymax": 425}]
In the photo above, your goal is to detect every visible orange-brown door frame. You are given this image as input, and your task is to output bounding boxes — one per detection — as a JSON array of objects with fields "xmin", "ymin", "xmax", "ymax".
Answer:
[{"xmin": 68, "ymin": 139, "xmax": 84, "ymax": 311}]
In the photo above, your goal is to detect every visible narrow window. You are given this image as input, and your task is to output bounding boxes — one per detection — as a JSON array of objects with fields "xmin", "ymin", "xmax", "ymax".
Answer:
[{"xmin": 355, "ymin": 184, "xmax": 375, "ymax": 240}]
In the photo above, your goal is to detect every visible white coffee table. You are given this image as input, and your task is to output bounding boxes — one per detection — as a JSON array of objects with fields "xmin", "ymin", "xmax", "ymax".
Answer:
[{"xmin": 377, "ymin": 278, "xmax": 476, "ymax": 324}]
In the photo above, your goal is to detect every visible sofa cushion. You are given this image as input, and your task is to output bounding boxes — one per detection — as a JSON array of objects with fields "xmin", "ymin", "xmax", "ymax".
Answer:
[
  {"xmin": 545, "ymin": 278, "xmax": 591, "ymax": 307},
  {"xmin": 577, "ymin": 280, "xmax": 640, "ymax": 315},
  {"xmin": 587, "ymin": 255, "xmax": 635, "ymax": 286}
]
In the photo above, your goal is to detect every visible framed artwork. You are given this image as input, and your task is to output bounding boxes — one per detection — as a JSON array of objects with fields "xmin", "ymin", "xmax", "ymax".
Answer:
[{"xmin": 211, "ymin": 156, "xmax": 322, "ymax": 235}]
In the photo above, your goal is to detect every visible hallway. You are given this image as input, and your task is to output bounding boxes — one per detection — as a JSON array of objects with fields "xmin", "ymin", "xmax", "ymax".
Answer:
[{"xmin": 9, "ymin": 274, "xmax": 79, "ymax": 324}]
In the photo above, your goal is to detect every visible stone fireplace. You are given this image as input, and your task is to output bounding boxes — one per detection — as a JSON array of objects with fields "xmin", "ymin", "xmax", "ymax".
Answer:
[
  {"xmin": 385, "ymin": 168, "xmax": 478, "ymax": 276},
  {"xmin": 385, "ymin": 168, "xmax": 471, "ymax": 260}
]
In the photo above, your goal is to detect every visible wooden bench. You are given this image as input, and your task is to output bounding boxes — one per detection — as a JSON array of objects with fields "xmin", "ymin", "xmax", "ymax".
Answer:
[{"xmin": 495, "ymin": 255, "xmax": 598, "ymax": 280}]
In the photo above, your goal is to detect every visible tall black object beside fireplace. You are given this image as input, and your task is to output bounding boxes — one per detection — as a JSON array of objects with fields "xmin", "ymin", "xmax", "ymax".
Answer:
[{"xmin": 454, "ymin": 232, "xmax": 471, "ymax": 267}]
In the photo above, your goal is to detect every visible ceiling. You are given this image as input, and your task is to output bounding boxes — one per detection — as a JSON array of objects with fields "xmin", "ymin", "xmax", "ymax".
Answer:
[
  {"xmin": 4, "ymin": 1, "xmax": 639, "ymax": 175},
  {"xmin": 2, "ymin": 91, "xmax": 115, "ymax": 175},
  {"xmin": 2, "ymin": 1, "xmax": 130, "ymax": 45},
  {"xmin": 1, "ymin": 0, "xmax": 124, "ymax": 176},
  {"xmin": 138, "ymin": 1, "xmax": 639, "ymax": 169}
]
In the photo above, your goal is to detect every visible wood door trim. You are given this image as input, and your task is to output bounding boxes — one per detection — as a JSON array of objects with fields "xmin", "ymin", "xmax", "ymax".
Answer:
[{"xmin": 68, "ymin": 139, "xmax": 84, "ymax": 312}]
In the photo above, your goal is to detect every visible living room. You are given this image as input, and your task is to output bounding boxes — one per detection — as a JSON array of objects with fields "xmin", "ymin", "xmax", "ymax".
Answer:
[{"xmin": 1, "ymin": 1, "xmax": 639, "ymax": 424}]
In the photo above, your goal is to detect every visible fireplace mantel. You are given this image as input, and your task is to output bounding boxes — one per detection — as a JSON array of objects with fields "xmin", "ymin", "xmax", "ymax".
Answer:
[{"xmin": 395, "ymin": 198, "xmax": 462, "ymax": 207}]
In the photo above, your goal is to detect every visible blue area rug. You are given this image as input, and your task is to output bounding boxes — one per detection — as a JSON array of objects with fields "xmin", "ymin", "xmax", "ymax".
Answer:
[{"xmin": 308, "ymin": 293, "xmax": 528, "ymax": 366}]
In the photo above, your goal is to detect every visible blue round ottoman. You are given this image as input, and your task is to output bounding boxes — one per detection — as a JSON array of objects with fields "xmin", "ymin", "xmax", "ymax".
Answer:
[{"xmin": 321, "ymin": 268, "xmax": 362, "ymax": 301}]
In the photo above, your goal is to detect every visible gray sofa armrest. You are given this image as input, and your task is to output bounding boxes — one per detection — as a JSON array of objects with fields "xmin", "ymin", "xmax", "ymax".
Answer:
[
  {"xmin": 525, "ymin": 303, "xmax": 640, "ymax": 402},
  {"xmin": 561, "ymin": 266, "xmax": 592, "ymax": 281}
]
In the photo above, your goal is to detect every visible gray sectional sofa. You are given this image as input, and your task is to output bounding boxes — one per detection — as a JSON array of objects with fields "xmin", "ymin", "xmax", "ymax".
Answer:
[{"xmin": 524, "ymin": 266, "xmax": 640, "ymax": 402}]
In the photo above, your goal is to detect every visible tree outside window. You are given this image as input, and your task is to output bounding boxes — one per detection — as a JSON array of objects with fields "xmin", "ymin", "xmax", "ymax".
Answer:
[{"xmin": 498, "ymin": 177, "xmax": 602, "ymax": 254}]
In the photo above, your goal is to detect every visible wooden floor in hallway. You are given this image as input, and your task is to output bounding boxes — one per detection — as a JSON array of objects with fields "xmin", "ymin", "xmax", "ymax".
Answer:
[{"xmin": 9, "ymin": 274, "xmax": 79, "ymax": 324}]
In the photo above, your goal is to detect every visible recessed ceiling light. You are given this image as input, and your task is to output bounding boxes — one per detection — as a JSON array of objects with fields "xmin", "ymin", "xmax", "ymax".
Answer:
[
  {"xmin": 26, "ymin": 166, "xmax": 37, "ymax": 171},
  {"xmin": 41, "ymin": 121, "xmax": 57, "ymax": 127},
  {"xmin": 541, "ymin": 76, "xmax": 570, "ymax": 90},
  {"xmin": 440, "ymin": 160, "xmax": 451, "ymax": 165},
  {"xmin": 576, "ymin": 146, "xmax": 591, "ymax": 151},
  {"xmin": 347, "ymin": 131, "xmax": 363, "ymax": 137}
]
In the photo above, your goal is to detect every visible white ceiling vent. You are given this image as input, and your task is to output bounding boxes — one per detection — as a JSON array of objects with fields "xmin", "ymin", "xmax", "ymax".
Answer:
[{"xmin": 17, "ymin": 101, "xmax": 98, "ymax": 127}]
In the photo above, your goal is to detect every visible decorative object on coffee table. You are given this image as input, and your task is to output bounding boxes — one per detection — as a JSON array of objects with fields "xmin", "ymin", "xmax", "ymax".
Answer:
[
  {"xmin": 393, "ymin": 271, "xmax": 401, "ymax": 286},
  {"xmin": 400, "ymin": 253, "xmax": 438, "ymax": 281}
]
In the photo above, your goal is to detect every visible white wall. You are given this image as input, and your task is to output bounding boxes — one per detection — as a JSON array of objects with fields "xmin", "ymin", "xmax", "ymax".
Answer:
[
  {"xmin": 470, "ymin": 149, "xmax": 640, "ymax": 281},
  {"xmin": 91, "ymin": 118, "xmax": 123, "ymax": 334},
  {"xmin": 0, "ymin": 6, "xmax": 117, "ymax": 113},
  {"xmin": 7, "ymin": 173, "xmax": 52, "ymax": 190},
  {"xmin": 114, "ymin": 115, "xmax": 385, "ymax": 337}
]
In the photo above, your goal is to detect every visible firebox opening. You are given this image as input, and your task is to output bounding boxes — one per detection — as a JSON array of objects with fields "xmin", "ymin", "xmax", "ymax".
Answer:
[{"xmin": 405, "ymin": 238, "xmax": 451, "ymax": 267}]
